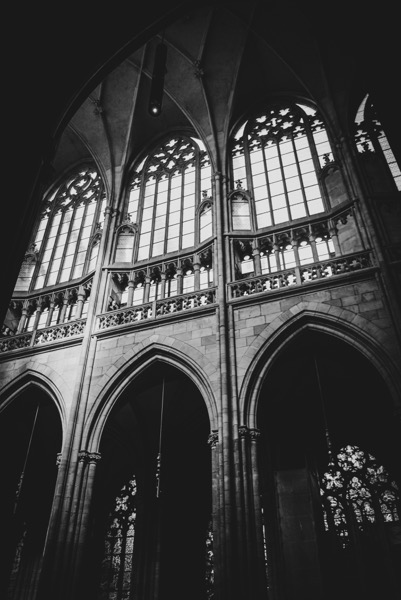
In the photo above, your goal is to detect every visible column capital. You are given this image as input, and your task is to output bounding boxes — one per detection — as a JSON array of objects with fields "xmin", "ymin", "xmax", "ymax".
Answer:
[
  {"xmin": 208, "ymin": 431, "xmax": 219, "ymax": 448},
  {"xmin": 78, "ymin": 450, "xmax": 101, "ymax": 464}
]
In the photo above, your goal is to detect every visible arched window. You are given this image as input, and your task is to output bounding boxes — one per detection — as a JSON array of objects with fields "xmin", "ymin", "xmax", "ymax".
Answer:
[
  {"xmin": 99, "ymin": 476, "xmax": 137, "ymax": 600},
  {"xmin": 354, "ymin": 94, "xmax": 401, "ymax": 191},
  {"xmin": 18, "ymin": 166, "xmax": 106, "ymax": 292},
  {"xmin": 230, "ymin": 101, "xmax": 333, "ymax": 229},
  {"xmin": 126, "ymin": 136, "xmax": 212, "ymax": 262},
  {"xmin": 320, "ymin": 444, "xmax": 400, "ymax": 548}
]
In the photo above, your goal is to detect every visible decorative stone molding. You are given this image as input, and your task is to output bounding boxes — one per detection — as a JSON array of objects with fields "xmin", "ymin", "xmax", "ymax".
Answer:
[
  {"xmin": 249, "ymin": 428, "xmax": 261, "ymax": 441},
  {"xmin": 78, "ymin": 450, "xmax": 101, "ymax": 464},
  {"xmin": 208, "ymin": 431, "xmax": 219, "ymax": 449},
  {"xmin": 56, "ymin": 452, "xmax": 62, "ymax": 467},
  {"xmin": 238, "ymin": 426, "xmax": 248, "ymax": 438}
]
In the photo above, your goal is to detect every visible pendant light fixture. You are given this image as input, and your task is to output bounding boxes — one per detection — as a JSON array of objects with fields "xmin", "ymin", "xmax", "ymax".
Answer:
[{"xmin": 148, "ymin": 34, "xmax": 167, "ymax": 117}]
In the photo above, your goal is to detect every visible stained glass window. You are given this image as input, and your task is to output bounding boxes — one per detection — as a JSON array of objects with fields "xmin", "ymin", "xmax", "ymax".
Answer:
[
  {"xmin": 320, "ymin": 445, "xmax": 400, "ymax": 549},
  {"xmin": 99, "ymin": 477, "xmax": 137, "ymax": 600},
  {"xmin": 205, "ymin": 519, "xmax": 215, "ymax": 600}
]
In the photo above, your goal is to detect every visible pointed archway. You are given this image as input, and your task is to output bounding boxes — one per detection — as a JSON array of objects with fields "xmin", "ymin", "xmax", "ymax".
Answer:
[
  {"xmin": 256, "ymin": 330, "xmax": 401, "ymax": 600},
  {"xmin": 0, "ymin": 386, "xmax": 63, "ymax": 599},
  {"xmin": 87, "ymin": 360, "xmax": 213, "ymax": 600}
]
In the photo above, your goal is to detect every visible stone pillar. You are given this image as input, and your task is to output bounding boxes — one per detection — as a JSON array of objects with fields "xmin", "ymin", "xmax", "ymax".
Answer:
[
  {"xmin": 143, "ymin": 275, "xmax": 151, "ymax": 303},
  {"xmin": 208, "ymin": 431, "xmax": 220, "ymax": 599},
  {"xmin": 17, "ymin": 301, "xmax": 29, "ymax": 333},
  {"xmin": 252, "ymin": 241, "xmax": 262, "ymax": 276},
  {"xmin": 75, "ymin": 286, "xmax": 86, "ymax": 319},
  {"xmin": 46, "ymin": 296, "xmax": 56, "ymax": 327},
  {"xmin": 248, "ymin": 428, "xmax": 268, "ymax": 596},
  {"xmin": 329, "ymin": 224, "xmax": 342, "ymax": 255},
  {"xmin": 176, "ymin": 267, "xmax": 183, "ymax": 295},
  {"xmin": 193, "ymin": 257, "xmax": 201, "ymax": 290},
  {"xmin": 70, "ymin": 451, "xmax": 102, "ymax": 597},
  {"xmin": 59, "ymin": 292, "xmax": 69, "ymax": 323},
  {"xmin": 127, "ymin": 276, "xmax": 135, "ymax": 306}
]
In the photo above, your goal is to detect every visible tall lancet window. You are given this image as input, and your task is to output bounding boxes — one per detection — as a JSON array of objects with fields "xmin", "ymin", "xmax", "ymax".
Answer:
[
  {"xmin": 354, "ymin": 94, "xmax": 401, "ymax": 191},
  {"xmin": 127, "ymin": 136, "xmax": 212, "ymax": 262},
  {"xmin": 99, "ymin": 476, "xmax": 137, "ymax": 600},
  {"xmin": 230, "ymin": 101, "xmax": 333, "ymax": 229},
  {"xmin": 16, "ymin": 166, "xmax": 106, "ymax": 292}
]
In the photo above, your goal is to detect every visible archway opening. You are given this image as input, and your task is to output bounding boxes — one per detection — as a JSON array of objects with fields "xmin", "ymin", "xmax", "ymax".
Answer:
[
  {"xmin": 0, "ymin": 386, "xmax": 62, "ymax": 598},
  {"xmin": 256, "ymin": 330, "xmax": 401, "ymax": 600},
  {"xmin": 88, "ymin": 361, "xmax": 213, "ymax": 600}
]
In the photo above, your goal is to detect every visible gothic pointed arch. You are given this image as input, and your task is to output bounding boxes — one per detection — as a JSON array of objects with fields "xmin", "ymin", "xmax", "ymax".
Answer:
[
  {"xmin": 83, "ymin": 358, "xmax": 215, "ymax": 600},
  {"xmin": 251, "ymin": 327, "xmax": 401, "ymax": 599},
  {"xmin": 0, "ymin": 381, "xmax": 63, "ymax": 599}
]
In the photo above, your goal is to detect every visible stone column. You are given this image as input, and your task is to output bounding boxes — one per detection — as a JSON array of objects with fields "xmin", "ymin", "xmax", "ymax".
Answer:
[
  {"xmin": 17, "ymin": 300, "xmax": 29, "ymax": 333},
  {"xmin": 252, "ymin": 241, "xmax": 262, "ymax": 276},
  {"xmin": 208, "ymin": 431, "xmax": 220, "ymax": 599},
  {"xmin": 193, "ymin": 257, "xmax": 201, "ymax": 291},
  {"xmin": 75, "ymin": 286, "xmax": 86, "ymax": 319},
  {"xmin": 70, "ymin": 451, "xmax": 102, "ymax": 596}
]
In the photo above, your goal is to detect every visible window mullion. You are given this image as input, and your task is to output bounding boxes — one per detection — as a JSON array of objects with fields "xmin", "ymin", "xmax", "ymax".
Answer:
[
  {"xmin": 291, "ymin": 133, "xmax": 310, "ymax": 218},
  {"xmin": 262, "ymin": 142, "xmax": 274, "ymax": 228},
  {"xmin": 44, "ymin": 208, "xmax": 65, "ymax": 288},
  {"xmin": 164, "ymin": 176, "xmax": 172, "ymax": 255},
  {"xmin": 30, "ymin": 210, "xmax": 53, "ymax": 291},
  {"xmin": 56, "ymin": 203, "xmax": 77, "ymax": 284},
  {"xmin": 70, "ymin": 200, "xmax": 89, "ymax": 280},
  {"xmin": 149, "ymin": 179, "xmax": 158, "ymax": 258},
  {"xmin": 178, "ymin": 168, "xmax": 185, "ymax": 251},
  {"xmin": 277, "ymin": 140, "xmax": 290, "ymax": 224}
]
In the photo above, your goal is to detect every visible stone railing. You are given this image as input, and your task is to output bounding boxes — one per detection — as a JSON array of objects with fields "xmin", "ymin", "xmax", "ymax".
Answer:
[
  {"xmin": 0, "ymin": 319, "xmax": 87, "ymax": 353},
  {"xmin": 228, "ymin": 250, "xmax": 373, "ymax": 299},
  {"xmin": 97, "ymin": 288, "xmax": 217, "ymax": 331}
]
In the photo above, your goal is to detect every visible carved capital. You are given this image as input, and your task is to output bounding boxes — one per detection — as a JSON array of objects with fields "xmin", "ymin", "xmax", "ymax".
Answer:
[
  {"xmin": 238, "ymin": 426, "xmax": 248, "ymax": 438},
  {"xmin": 78, "ymin": 450, "xmax": 101, "ymax": 464},
  {"xmin": 207, "ymin": 431, "xmax": 219, "ymax": 449},
  {"xmin": 249, "ymin": 428, "xmax": 261, "ymax": 441},
  {"xmin": 56, "ymin": 452, "xmax": 62, "ymax": 467}
]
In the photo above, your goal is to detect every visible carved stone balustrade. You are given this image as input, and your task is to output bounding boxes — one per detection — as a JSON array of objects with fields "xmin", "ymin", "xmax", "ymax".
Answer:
[
  {"xmin": 229, "ymin": 250, "xmax": 373, "ymax": 299},
  {"xmin": 97, "ymin": 288, "xmax": 217, "ymax": 331}
]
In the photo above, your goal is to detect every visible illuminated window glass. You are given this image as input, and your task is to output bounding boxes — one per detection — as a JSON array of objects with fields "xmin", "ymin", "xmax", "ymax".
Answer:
[
  {"xmin": 320, "ymin": 445, "xmax": 400, "ymax": 549},
  {"xmin": 129, "ymin": 136, "xmax": 212, "ymax": 261},
  {"xmin": 354, "ymin": 94, "xmax": 401, "ymax": 191},
  {"xmin": 99, "ymin": 476, "xmax": 137, "ymax": 600},
  {"xmin": 16, "ymin": 166, "xmax": 105, "ymax": 292},
  {"xmin": 230, "ymin": 102, "xmax": 332, "ymax": 230}
]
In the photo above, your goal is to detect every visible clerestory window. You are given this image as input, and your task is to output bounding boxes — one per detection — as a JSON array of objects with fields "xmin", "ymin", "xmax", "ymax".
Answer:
[
  {"xmin": 16, "ymin": 166, "xmax": 106, "ymax": 293},
  {"xmin": 230, "ymin": 101, "xmax": 333, "ymax": 230},
  {"xmin": 354, "ymin": 94, "xmax": 401, "ymax": 192},
  {"xmin": 123, "ymin": 136, "xmax": 212, "ymax": 263}
]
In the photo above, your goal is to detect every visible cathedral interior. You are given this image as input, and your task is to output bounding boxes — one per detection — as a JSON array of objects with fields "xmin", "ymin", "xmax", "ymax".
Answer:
[{"xmin": 2, "ymin": 1, "xmax": 401, "ymax": 599}]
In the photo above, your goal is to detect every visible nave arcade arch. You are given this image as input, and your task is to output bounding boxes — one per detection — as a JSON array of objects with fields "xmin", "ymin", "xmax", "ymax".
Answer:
[
  {"xmin": 83, "ymin": 360, "xmax": 214, "ymax": 600},
  {"xmin": 253, "ymin": 330, "xmax": 401, "ymax": 600},
  {"xmin": 0, "ymin": 381, "xmax": 63, "ymax": 600}
]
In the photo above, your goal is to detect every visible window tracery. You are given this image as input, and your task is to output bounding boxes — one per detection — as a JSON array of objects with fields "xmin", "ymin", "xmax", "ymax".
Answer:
[
  {"xmin": 230, "ymin": 102, "xmax": 333, "ymax": 230},
  {"xmin": 99, "ymin": 476, "xmax": 137, "ymax": 600},
  {"xmin": 320, "ymin": 445, "xmax": 400, "ymax": 549},
  {"xmin": 354, "ymin": 94, "xmax": 401, "ymax": 191},
  {"xmin": 125, "ymin": 136, "xmax": 212, "ymax": 262},
  {"xmin": 17, "ymin": 166, "xmax": 106, "ymax": 293}
]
